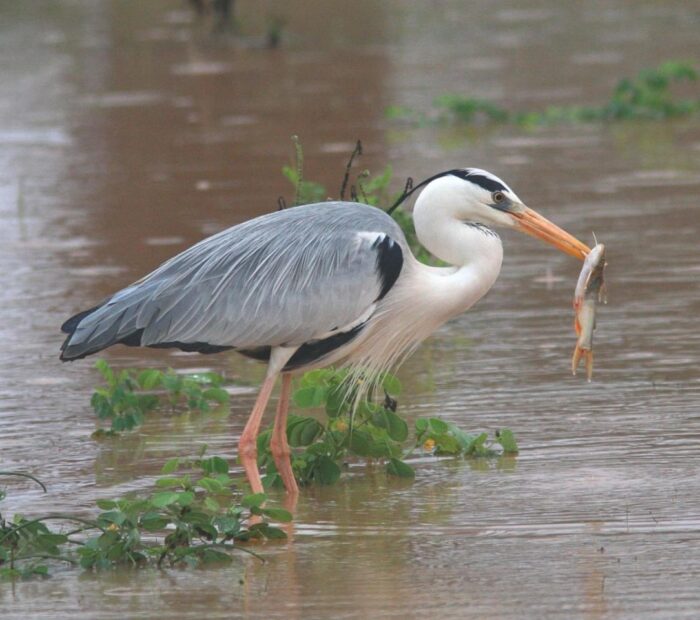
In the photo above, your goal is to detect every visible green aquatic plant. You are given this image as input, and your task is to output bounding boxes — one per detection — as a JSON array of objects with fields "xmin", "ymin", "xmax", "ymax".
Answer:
[
  {"xmin": 435, "ymin": 95, "xmax": 510, "ymax": 124},
  {"xmin": 0, "ymin": 454, "xmax": 288, "ymax": 579},
  {"xmin": 414, "ymin": 418, "xmax": 518, "ymax": 457},
  {"xmin": 256, "ymin": 368, "xmax": 519, "ymax": 487},
  {"xmin": 281, "ymin": 135, "xmax": 327, "ymax": 206},
  {"xmin": 391, "ymin": 61, "xmax": 700, "ymax": 127},
  {"xmin": 90, "ymin": 360, "xmax": 229, "ymax": 434},
  {"xmin": 281, "ymin": 137, "xmax": 435, "ymax": 264},
  {"xmin": 257, "ymin": 368, "xmax": 411, "ymax": 486},
  {"xmin": 87, "ymin": 361, "xmax": 517, "ymax": 488}
]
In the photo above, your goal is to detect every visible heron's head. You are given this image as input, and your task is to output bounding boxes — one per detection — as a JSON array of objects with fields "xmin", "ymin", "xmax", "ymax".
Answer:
[{"xmin": 413, "ymin": 168, "xmax": 590, "ymax": 260}]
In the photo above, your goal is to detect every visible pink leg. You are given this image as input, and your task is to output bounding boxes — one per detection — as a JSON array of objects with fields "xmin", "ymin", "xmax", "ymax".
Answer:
[
  {"xmin": 270, "ymin": 373, "xmax": 299, "ymax": 495},
  {"xmin": 238, "ymin": 375, "xmax": 277, "ymax": 494}
]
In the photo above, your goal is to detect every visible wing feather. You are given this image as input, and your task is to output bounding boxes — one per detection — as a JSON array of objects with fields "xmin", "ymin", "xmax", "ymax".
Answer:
[{"xmin": 61, "ymin": 203, "xmax": 406, "ymax": 360}]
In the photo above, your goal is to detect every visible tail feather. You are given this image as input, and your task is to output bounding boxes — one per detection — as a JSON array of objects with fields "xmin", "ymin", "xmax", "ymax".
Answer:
[
  {"xmin": 59, "ymin": 283, "xmax": 232, "ymax": 361},
  {"xmin": 60, "ymin": 304, "xmax": 104, "ymax": 334},
  {"xmin": 59, "ymin": 297, "xmax": 144, "ymax": 361}
]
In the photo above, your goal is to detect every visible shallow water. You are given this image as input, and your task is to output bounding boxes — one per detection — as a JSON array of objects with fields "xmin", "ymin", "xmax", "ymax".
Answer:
[{"xmin": 2, "ymin": 1, "xmax": 700, "ymax": 618}]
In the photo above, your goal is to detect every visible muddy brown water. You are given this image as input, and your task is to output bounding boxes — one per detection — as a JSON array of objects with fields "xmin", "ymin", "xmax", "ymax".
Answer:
[{"xmin": 2, "ymin": 1, "xmax": 700, "ymax": 618}]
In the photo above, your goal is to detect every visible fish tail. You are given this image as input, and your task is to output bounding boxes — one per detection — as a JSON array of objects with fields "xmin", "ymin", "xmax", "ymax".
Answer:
[
  {"xmin": 585, "ymin": 350, "xmax": 594, "ymax": 382},
  {"xmin": 571, "ymin": 345, "xmax": 582, "ymax": 375}
]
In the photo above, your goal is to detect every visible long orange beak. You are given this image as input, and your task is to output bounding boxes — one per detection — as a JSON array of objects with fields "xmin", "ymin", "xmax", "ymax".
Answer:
[{"xmin": 511, "ymin": 206, "xmax": 590, "ymax": 260}]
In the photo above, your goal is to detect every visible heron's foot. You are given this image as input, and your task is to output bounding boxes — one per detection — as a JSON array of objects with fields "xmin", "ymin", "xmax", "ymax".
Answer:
[
  {"xmin": 270, "ymin": 438, "xmax": 300, "ymax": 496},
  {"xmin": 239, "ymin": 437, "xmax": 264, "ymax": 495}
]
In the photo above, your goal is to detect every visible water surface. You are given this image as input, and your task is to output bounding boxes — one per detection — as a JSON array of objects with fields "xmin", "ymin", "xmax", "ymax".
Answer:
[{"xmin": 2, "ymin": 1, "xmax": 700, "ymax": 618}]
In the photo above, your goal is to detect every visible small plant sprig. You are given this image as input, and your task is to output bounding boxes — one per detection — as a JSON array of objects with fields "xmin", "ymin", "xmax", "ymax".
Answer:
[
  {"xmin": 281, "ymin": 137, "xmax": 435, "ymax": 264},
  {"xmin": 256, "ymin": 368, "xmax": 519, "ymax": 488},
  {"xmin": 281, "ymin": 135, "xmax": 327, "ymax": 206},
  {"xmin": 388, "ymin": 61, "xmax": 700, "ymax": 127},
  {"xmin": 0, "ymin": 454, "xmax": 289, "ymax": 580},
  {"xmin": 90, "ymin": 360, "xmax": 230, "ymax": 434}
]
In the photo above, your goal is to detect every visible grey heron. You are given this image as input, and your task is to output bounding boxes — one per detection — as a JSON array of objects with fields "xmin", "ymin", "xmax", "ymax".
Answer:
[{"xmin": 60, "ymin": 168, "xmax": 590, "ymax": 495}]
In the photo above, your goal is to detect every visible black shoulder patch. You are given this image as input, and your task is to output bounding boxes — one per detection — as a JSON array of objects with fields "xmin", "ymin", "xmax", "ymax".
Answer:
[
  {"xmin": 283, "ymin": 323, "xmax": 365, "ymax": 371},
  {"xmin": 450, "ymin": 170, "xmax": 506, "ymax": 193},
  {"xmin": 373, "ymin": 235, "xmax": 403, "ymax": 301},
  {"xmin": 149, "ymin": 340, "xmax": 234, "ymax": 355}
]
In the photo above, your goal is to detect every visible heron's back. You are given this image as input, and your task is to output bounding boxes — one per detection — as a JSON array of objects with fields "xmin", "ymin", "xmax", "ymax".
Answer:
[{"xmin": 60, "ymin": 202, "xmax": 407, "ymax": 362}]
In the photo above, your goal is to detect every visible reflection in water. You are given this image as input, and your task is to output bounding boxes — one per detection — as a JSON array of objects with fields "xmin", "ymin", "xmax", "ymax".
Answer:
[{"xmin": 2, "ymin": 0, "xmax": 700, "ymax": 618}]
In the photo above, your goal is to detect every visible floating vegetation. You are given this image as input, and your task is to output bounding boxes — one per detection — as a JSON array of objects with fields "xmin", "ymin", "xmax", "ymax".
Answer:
[
  {"xmin": 88, "ymin": 363, "xmax": 517, "ymax": 486},
  {"xmin": 90, "ymin": 360, "xmax": 229, "ymax": 434},
  {"xmin": 0, "ymin": 454, "xmax": 288, "ymax": 580},
  {"xmin": 388, "ymin": 61, "xmax": 700, "ymax": 127},
  {"xmin": 257, "ymin": 368, "xmax": 519, "ymax": 487}
]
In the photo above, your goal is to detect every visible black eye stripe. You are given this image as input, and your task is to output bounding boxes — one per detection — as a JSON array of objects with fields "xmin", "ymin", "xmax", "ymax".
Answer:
[
  {"xmin": 449, "ymin": 170, "xmax": 508, "ymax": 193},
  {"xmin": 453, "ymin": 171, "xmax": 508, "ymax": 193},
  {"xmin": 386, "ymin": 168, "xmax": 509, "ymax": 214}
]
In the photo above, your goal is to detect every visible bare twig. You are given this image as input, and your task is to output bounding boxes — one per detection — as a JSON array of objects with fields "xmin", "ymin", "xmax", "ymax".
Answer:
[
  {"xmin": 339, "ymin": 140, "xmax": 363, "ymax": 200},
  {"xmin": 0, "ymin": 471, "xmax": 47, "ymax": 492}
]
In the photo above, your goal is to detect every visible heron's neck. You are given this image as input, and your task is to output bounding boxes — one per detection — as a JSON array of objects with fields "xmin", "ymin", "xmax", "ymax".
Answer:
[{"xmin": 412, "ymin": 210, "xmax": 504, "ymax": 314}]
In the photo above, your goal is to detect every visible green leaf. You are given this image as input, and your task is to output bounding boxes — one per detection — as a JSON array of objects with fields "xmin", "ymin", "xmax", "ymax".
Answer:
[
  {"xmin": 428, "ymin": 418, "xmax": 449, "ymax": 434},
  {"xmin": 156, "ymin": 477, "xmax": 183, "ymax": 488},
  {"xmin": 204, "ymin": 496, "xmax": 220, "ymax": 512},
  {"xmin": 96, "ymin": 499, "xmax": 118, "ymax": 510},
  {"xmin": 200, "ymin": 548, "xmax": 232, "ymax": 564},
  {"xmin": 386, "ymin": 458, "xmax": 415, "ymax": 478},
  {"xmin": 202, "ymin": 387, "xmax": 229, "ymax": 404},
  {"xmin": 298, "ymin": 369, "xmax": 328, "ymax": 387},
  {"xmin": 496, "ymin": 428, "xmax": 519, "ymax": 454},
  {"xmin": 382, "ymin": 374, "xmax": 402, "ymax": 396},
  {"xmin": 95, "ymin": 359, "xmax": 114, "ymax": 385},
  {"xmin": 384, "ymin": 410, "xmax": 408, "ymax": 442},
  {"xmin": 201, "ymin": 456, "xmax": 229, "ymax": 475},
  {"xmin": 445, "ymin": 422, "xmax": 477, "ymax": 452},
  {"xmin": 150, "ymin": 491, "xmax": 180, "ymax": 508},
  {"xmin": 177, "ymin": 491, "xmax": 195, "ymax": 506},
  {"xmin": 241, "ymin": 493, "xmax": 267, "ymax": 508},
  {"xmin": 98, "ymin": 510, "xmax": 126, "ymax": 525},
  {"xmin": 161, "ymin": 458, "xmax": 180, "ymax": 475},
  {"xmin": 35, "ymin": 533, "xmax": 69, "ymax": 548},
  {"xmin": 198, "ymin": 477, "xmax": 225, "ymax": 493},
  {"xmin": 466, "ymin": 432, "xmax": 490, "ymax": 456},
  {"xmin": 292, "ymin": 386, "xmax": 326, "ymax": 408},
  {"xmin": 139, "ymin": 512, "xmax": 170, "ymax": 531},
  {"xmin": 214, "ymin": 515, "xmax": 241, "ymax": 537},
  {"xmin": 137, "ymin": 369, "xmax": 162, "ymax": 390},
  {"xmin": 325, "ymin": 385, "xmax": 346, "ymax": 417},
  {"xmin": 435, "ymin": 433, "xmax": 461, "ymax": 455},
  {"xmin": 261, "ymin": 507, "xmax": 293, "ymax": 522},
  {"xmin": 299, "ymin": 418, "xmax": 323, "ymax": 446},
  {"xmin": 315, "ymin": 456, "xmax": 341, "ymax": 485},
  {"xmin": 288, "ymin": 416, "xmax": 323, "ymax": 447},
  {"xmin": 249, "ymin": 523, "xmax": 287, "ymax": 540}
]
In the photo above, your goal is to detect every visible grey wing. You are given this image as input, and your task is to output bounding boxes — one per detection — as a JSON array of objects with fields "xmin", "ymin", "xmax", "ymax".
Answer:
[{"xmin": 60, "ymin": 203, "xmax": 405, "ymax": 360}]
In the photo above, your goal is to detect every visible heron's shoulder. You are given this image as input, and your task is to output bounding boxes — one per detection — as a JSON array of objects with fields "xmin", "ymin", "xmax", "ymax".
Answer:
[
  {"xmin": 184, "ymin": 202, "xmax": 405, "ymax": 261},
  {"xmin": 278, "ymin": 202, "xmax": 404, "ymax": 237}
]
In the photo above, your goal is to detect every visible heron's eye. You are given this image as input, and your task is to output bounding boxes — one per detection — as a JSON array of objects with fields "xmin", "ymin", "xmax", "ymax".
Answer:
[{"xmin": 492, "ymin": 191, "xmax": 505, "ymax": 203}]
